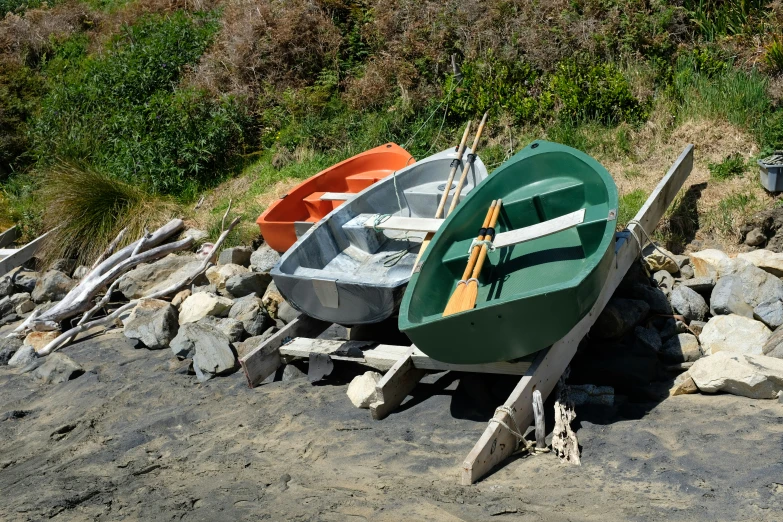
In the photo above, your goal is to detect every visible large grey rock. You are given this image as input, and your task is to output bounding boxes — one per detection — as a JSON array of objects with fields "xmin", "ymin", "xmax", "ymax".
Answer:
[
  {"xmin": 277, "ymin": 301, "xmax": 300, "ymax": 324},
  {"xmin": 689, "ymin": 352, "xmax": 783, "ymax": 399},
  {"xmin": 206, "ymin": 264, "xmax": 250, "ymax": 295},
  {"xmin": 762, "ymin": 327, "xmax": 783, "ymax": 359},
  {"xmin": 23, "ymin": 331, "xmax": 60, "ymax": 352},
  {"xmin": 32, "ymin": 353, "xmax": 83, "ymax": 384},
  {"xmin": 0, "ymin": 337, "xmax": 23, "ymax": 365},
  {"xmin": 754, "ymin": 300, "xmax": 783, "ymax": 330},
  {"xmin": 225, "ymin": 272, "xmax": 272, "ymax": 298},
  {"xmin": 123, "ymin": 298, "xmax": 179, "ymax": 350},
  {"xmin": 8, "ymin": 345, "xmax": 36, "ymax": 367},
  {"xmin": 178, "ymin": 293, "xmax": 233, "ymax": 324},
  {"xmin": 282, "ymin": 364, "xmax": 307, "ymax": 382},
  {"xmin": 679, "ymin": 277, "xmax": 715, "ymax": 295},
  {"xmin": 734, "ymin": 262, "xmax": 783, "ymax": 308},
  {"xmin": 634, "ymin": 325, "xmax": 662, "ymax": 352},
  {"xmin": 0, "ymin": 276, "xmax": 13, "ymax": 297},
  {"xmin": 689, "ymin": 320, "xmax": 707, "ymax": 336},
  {"xmin": 644, "ymin": 247, "xmax": 678, "ymax": 274},
  {"xmin": 653, "ymin": 270, "xmax": 675, "ymax": 295},
  {"xmin": 660, "ymin": 333, "xmax": 702, "ymax": 363},
  {"xmin": 234, "ymin": 328, "xmax": 279, "ymax": 359},
  {"xmin": 710, "ymin": 275, "xmax": 754, "ymax": 317},
  {"xmin": 700, "ymin": 314, "xmax": 772, "ymax": 356},
  {"xmin": 690, "ymin": 249, "xmax": 731, "ymax": 279},
  {"xmin": 10, "ymin": 292, "xmax": 30, "ymax": 306},
  {"xmin": 737, "ymin": 249, "xmax": 783, "ymax": 277},
  {"xmin": 229, "ymin": 295, "xmax": 272, "ymax": 336},
  {"xmin": 346, "ymin": 371, "xmax": 381, "ymax": 408},
  {"xmin": 72, "ymin": 265, "xmax": 89, "ymax": 280},
  {"xmin": 197, "ymin": 316, "xmax": 244, "ymax": 343},
  {"xmin": 679, "ymin": 264, "xmax": 695, "ymax": 280},
  {"xmin": 0, "ymin": 296, "xmax": 13, "ymax": 317},
  {"xmin": 181, "ymin": 228, "xmax": 208, "ymax": 243},
  {"xmin": 670, "ymin": 286, "xmax": 708, "ymax": 322},
  {"xmin": 261, "ymin": 281, "xmax": 285, "ymax": 319},
  {"xmin": 50, "ymin": 259, "xmax": 76, "ymax": 277},
  {"xmin": 218, "ymin": 247, "xmax": 252, "ymax": 267},
  {"xmin": 13, "ymin": 271, "xmax": 38, "ymax": 293},
  {"xmin": 250, "ymin": 244, "xmax": 281, "ymax": 273},
  {"xmin": 169, "ymin": 323, "xmax": 236, "ymax": 376},
  {"xmin": 593, "ymin": 298, "xmax": 649, "ymax": 339},
  {"xmin": 31, "ymin": 270, "xmax": 74, "ymax": 303},
  {"xmin": 744, "ymin": 228, "xmax": 766, "ymax": 247},
  {"xmin": 631, "ymin": 284, "xmax": 672, "ymax": 315},
  {"xmin": 118, "ymin": 254, "xmax": 204, "ymax": 299}
]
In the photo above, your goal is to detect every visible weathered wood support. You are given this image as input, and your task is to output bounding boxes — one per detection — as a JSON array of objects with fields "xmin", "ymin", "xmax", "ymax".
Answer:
[
  {"xmin": 369, "ymin": 347, "xmax": 427, "ymax": 420},
  {"xmin": 460, "ymin": 144, "xmax": 694, "ymax": 485},
  {"xmin": 0, "ymin": 230, "xmax": 54, "ymax": 277}
]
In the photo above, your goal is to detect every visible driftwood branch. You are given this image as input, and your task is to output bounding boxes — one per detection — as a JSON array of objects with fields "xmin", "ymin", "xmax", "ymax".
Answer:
[
  {"xmin": 38, "ymin": 217, "xmax": 241, "ymax": 355},
  {"xmin": 91, "ymin": 227, "xmax": 127, "ymax": 270}
]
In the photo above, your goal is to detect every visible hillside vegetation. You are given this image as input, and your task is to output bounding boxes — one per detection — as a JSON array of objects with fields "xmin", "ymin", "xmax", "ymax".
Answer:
[{"xmin": 1, "ymin": 0, "xmax": 783, "ymax": 261}]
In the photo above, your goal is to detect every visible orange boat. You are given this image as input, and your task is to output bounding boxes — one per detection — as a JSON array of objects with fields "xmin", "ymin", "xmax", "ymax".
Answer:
[{"xmin": 257, "ymin": 143, "xmax": 414, "ymax": 252}]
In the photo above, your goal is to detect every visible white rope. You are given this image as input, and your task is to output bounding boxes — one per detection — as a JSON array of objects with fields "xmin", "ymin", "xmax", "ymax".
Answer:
[
  {"xmin": 626, "ymin": 219, "xmax": 679, "ymax": 268},
  {"xmin": 488, "ymin": 406, "xmax": 550, "ymax": 455},
  {"xmin": 468, "ymin": 238, "xmax": 495, "ymax": 254}
]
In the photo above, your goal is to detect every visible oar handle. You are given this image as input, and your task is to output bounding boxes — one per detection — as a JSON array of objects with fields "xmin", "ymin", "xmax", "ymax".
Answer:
[
  {"xmin": 470, "ymin": 198, "xmax": 502, "ymax": 279},
  {"xmin": 446, "ymin": 112, "xmax": 489, "ymax": 217},
  {"xmin": 459, "ymin": 200, "xmax": 496, "ymax": 281},
  {"xmin": 433, "ymin": 121, "xmax": 471, "ymax": 219}
]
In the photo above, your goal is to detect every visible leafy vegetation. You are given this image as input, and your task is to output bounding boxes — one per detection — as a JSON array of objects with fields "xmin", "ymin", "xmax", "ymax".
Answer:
[{"xmin": 708, "ymin": 154, "xmax": 747, "ymax": 180}]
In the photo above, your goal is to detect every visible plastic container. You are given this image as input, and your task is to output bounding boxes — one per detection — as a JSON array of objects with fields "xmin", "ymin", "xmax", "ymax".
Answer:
[{"xmin": 759, "ymin": 152, "xmax": 783, "ymax": 193}]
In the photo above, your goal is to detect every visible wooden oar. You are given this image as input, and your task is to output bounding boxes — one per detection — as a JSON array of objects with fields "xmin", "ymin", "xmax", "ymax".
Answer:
[
  {"xmin": 443, "ymin": 200, "xmax": 496, "ymax": 316},
  {"xmin": 459, "ymin": 199, "xmax": 502, "ymax": 312},
  {"xmin": 446, "ymin": 111, "xmax": 489, "ymax": 217},
  {"xmin": 411, "ymin": 121, "xmax": 472, "ymax": 271}
]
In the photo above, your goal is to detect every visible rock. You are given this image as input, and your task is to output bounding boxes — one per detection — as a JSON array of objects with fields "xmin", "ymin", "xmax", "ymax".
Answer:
[
  {"xmin": 737, "ymin": 249, "xmax": 783, "ymax": 277},
  {"xmin": 192, "ymin": 284, "xmax": 218, "ymax": 294},
  {"xmin": 23, "ymin": 331, "xmax": 61, "ymax": 353},
  {"xmin": 690, "ymin": 249, "xmax": 731, "ymax": 279},
  {"xmin": 50, "ymin": 259, "xmax": 76, "ymax": 277},
  {"xmin": 0, "ymin": 296, "xmax": 13, "ymax": 317},
  {"xmin": 675, "ymin": 320, "xmax": 689, "ymax": 334},
  {"xmin": 205, "ymin": 263, "xmax": 250, "ymax": 295},
  {"xmin": 123, "ymin": 298, "xmax": 179, "ymax": 350},
  {"xmin": 8, "ymin": 345, "xmax": 36, "ymax": 367},
  {"xmin": 653, "ymin": 270, "xmax": 674, "ymax": 295},
  {"xmin": 225, "ymin": 272, "xmax": 272, "ymax": 298},
  {"xmin": 734, "ymin": 262, "xmax": 783, "ymax": 307},
  {"xmin": 261, "ymin": 281, "xmax": 286, "ymax": 318},
  {"xmin": 744, "ymin": 228, "xmax": 767, "ymax": 247},
  {"xmin": 171, "ymin": 289, "xmax": 191, "ymax": 308},
  {"xmin": 250, "ymin": 244, "xmax": 281, "ymax": 273},
  {"xmin": 13, "ymin": 271, "xmax": 38, "ymax": 293},
  {"xmin": 118, "ymin": 254, "xmax": 204, "ymax": 299},
  {"xmin": 660, "ymin": 333, "xmax": 702, "ymax": 363},
  {"xmin": 652, "ymin": 316, "xmax": 677, "ymax": 341},
  {"xmin": 753, "ymin": 300, "xmax": 783, "ymax": 330},
  {"xmin": 709, "ymin": 275, "xmax": 754, "ymax": 317},
  {"xmin": 569, "ymin": 384, "xmax": 614, "ymax": 406},
  {"xmin": 634, "ymin": 325, "xmax": 662, "ymax": 352},
  {"xmin": 197, "ymin": 316, "xmax": 244, "ymax": 342},
  {"xmin": 0, "ymin": 312, "xmax": 19, "ymax": 326},
  {"xmin": 689, "ymin": 320, "xmax": 707, "ymax": 336},
  {"xmin": 670, "ymin": 286, "xmax": 708, "ymax": 322},
  {"xmin": 679, "ymin": 277, "xmax": 715, "ymax": 295},
  {"xmin": 32, "ymin": 353, "xmax": 83, "ymax": 384},
  {"xmin": 169, "ymin": 323, "xmax": 236, "ymax": 375},
  {"xmin": 9, "ymin": 292, "xmax": 29, "ymax": 306},
  {"xmin": 644, "ymin": 247, "xmax": 679, "ymax": 274},
  {"xmin": 762, "ymin": 326, "xmax": 783, "ymax": 359},
  {"xmin": 277, "ymin": 301, "xmax": 300, "ymax": 324},
  {"xmin": 72, "ymin": 265, "xmax": 89, "ymax": 280},
  {"xmin": 593, "ymin": 298, "xmax": 649, "ymax": 339},
  {"xmin": 631, "ymin": 284, "xmax": 672, "ymax": 314},
  {"xmin": 0, "ymin": 337, "xmax": 23, "ymax": 365},
  {"xmin": 178, "ymin": 293, "xmax": 233, "ymax": 324},
  {"xmin": 234, "ymin": 328, "xmax": 279, "ymax": 359},
  {"xmin": 15, "ymin": 299, "xmax": 35, "ymax": 315},
  {"xmin": 282, "ymin": 364, "xmax": 306, "ymax": 382},
  {"xmin": 31, "ymin": 270, "xmax": 74, "ymax": 303},
  {"xmin": 346, "ymin": 371, "xmax": 382, "ymax": 408},
  {"xmin": 689, "ymin": 352, "xmax": 783, "ymax": 399},
  {"xmin": 673, "ymin": 255, "xmax": 691, "ymax": 268},
  {"xmin": 679, "ymin": 264, "xmax": 694, "ymax": 280},
  {"xmin": 229, "ymin": 295, "xmax": 272, "ymax": 336},
  {"xmin": 700, "ymin": 314, "xmax": 772, "ymax": 356},
  {"xmin": 670, "ymin": 372, "xmax": 699, "ymax": 395},
  {"xmin": 0, "ymin": 276, "xmax": 13, "ymax": 297},
  {"xmin": 218, "ymin": 246, "xmax": 252, "ymax": 267},
  {"xmin": 181, "ymin": 228, "xmax": 208, "ymax": 243}
]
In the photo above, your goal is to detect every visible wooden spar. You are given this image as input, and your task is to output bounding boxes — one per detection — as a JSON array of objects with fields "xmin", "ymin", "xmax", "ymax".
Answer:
[
  {"xmin": 0, "ymin": 229, "xmax": 54, "ymax": 277},
  {"xmin": 460, "ymin": 144, "xmax": 694, "ymax": 485}
]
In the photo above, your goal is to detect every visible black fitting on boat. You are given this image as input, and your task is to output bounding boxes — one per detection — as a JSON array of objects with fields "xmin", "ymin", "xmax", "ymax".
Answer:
[
  {"xmin": 466, "ymin": 153, "xmax": 477, "ymax": 164},
  {"xmin": 486, "ymin": 227, "xmax": 495, "ymax": 239},
  {"xmin": 478, "ymin": 227, "xmax": 487, "ymax": 237},
  {"xmin": 450, "ymin": 159, "xmax": 460, "ymax": 168}
]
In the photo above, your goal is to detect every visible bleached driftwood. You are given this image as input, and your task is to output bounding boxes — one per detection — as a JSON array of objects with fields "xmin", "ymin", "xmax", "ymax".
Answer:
[
  {"xmin": 36, "ymin": 216, "xmax": 241, "ymax": 355},
  {"xmin": 532, "ymin": 389, "xmax": 546, "ymax": 450},
  {"xmin": 551, "ymin": 380, "xmax": 580, "ymax": 465},
  {"xmin": 10, "ymin": 219, "xmax": 188, "ymax": 335}
]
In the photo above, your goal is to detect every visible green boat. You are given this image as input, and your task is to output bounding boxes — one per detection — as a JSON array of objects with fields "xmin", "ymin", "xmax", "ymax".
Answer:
[{"xmin": 398, "ymin": 140, "xmax": 618, "ymax": 364}]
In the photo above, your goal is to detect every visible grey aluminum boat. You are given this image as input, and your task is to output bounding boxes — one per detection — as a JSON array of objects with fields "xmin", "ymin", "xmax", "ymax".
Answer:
[{"xmin": 271, "ymin": 147, "xmax": 488, "ymax": 325}]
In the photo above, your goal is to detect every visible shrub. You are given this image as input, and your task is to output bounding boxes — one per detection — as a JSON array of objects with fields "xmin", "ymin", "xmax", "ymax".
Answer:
[
  {"xmin": 0, "ymin": 0, "xmax": 44, "ymax": 17},
  {"xmin": 764, "ymin": 35, "xmax": 783, "ymax": 75},
  {"xmin": 0, "ymin": 59, "xmax": 45, "ymax": 177},
  {"xmin": 708, "ymin": 153, "xmax": 747, "ymax": 180},
  {"xmin": 683, "ymin": 0, "xmax": 768, "ymax": 40}
]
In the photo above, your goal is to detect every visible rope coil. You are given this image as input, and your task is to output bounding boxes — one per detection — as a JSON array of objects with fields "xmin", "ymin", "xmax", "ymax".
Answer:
[
  {"xmin": 488, "ymin": 406, "xmax": 550, "ymax": 455},
  {"xmin": 625, "ymin": 219, "xmax": 679, "ymax": 269},
  {"xmin": 468, "ymin": 238, "xmax": 495, "ymax": 254}
]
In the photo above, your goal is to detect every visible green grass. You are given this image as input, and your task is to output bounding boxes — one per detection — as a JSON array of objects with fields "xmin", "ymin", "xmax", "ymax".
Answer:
[
  {"xmin": 708, "ymin": 153, "xmax": 747, "ymax": 180},
  {"xmin": 704, "ymin": 191, "xmax": 760, "ymax": 238},
  {"xmin": 618, "ymin": 189, "xmax": 649, "ymax": 227}
]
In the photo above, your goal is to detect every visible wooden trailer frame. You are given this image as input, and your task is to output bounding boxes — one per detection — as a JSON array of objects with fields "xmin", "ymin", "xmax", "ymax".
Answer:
[
  {"xmin": 0, "ymin": 228, "xmax": 54, "ymax": 277},
  {"xmin": 239, "ymin": 144, "xmax": 694, "ymax": 484}
]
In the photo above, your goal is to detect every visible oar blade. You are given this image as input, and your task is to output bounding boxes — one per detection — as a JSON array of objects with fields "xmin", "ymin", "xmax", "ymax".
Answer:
[
  {"xmin": 442, "ymin": 282, "xmax": 465, "ymax": 317},
  {"xmin": 459, "ymin": 279, "xmax": 479, "ymax": 313}
]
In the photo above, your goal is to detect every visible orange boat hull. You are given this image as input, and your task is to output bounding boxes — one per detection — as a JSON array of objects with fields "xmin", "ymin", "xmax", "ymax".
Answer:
[{"xmin": 257, "ymin": 143, "xmax": 414, "ymax": 252}]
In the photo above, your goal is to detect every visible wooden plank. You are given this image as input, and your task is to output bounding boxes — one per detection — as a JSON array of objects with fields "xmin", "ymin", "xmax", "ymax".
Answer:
[
  {"xmin": 364, "ymin": 215, "xmax": 442, "ymax": 234},
  {"xmin": 239, "ymin": 315, "xmax": 331, "ymax": 387},
  {"xmin": 0, "ymin": 226, "xmax": 19, "ymax": 248},
  {"xmin": 279, "ymin": 338, "xmax": 533, "ymax": 375},
  {"xmin": 0, "ymin": 229, "xmax": 54, "ymax": 277},
  {"xmin": 460, "ymin": 144, "xmax": 694, "ymax": 485},
  {"xmin": 369, "ymin": 348, "xmax": 427, "ymax": 420},
  {"xmin": 492, "ymin": 209, "xmax": 585, "ymax": 249},
  {"xmin": 0, "ymin": 249, "xmax": 17, "ymax": 257},
  {"xmin": 320, "ymin": 192, "xmax": 355, "ymax": 201}
]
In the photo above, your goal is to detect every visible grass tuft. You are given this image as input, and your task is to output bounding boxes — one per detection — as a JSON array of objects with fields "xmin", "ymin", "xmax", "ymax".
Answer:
[
  {"xmin": 618, "ymin": 189, "xmax": 648, "ymax": 228},
  {"xmin": 708, "ymin": 153, "xmax": 747, "ymax": 180}
]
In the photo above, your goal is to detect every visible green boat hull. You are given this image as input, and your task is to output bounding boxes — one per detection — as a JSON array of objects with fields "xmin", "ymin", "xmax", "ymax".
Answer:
[{"xmin": 398, "ymin": 140, "xmax": 618, "ymax": 364}]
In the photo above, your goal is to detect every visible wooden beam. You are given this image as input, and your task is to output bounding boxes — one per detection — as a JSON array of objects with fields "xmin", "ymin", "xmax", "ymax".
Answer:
[
  {"xmin": 280, "ymin": 338, "xmax": 532, "ymax": 375},
  {"xmin": 460, "ymin": 144, "xmax": 694, "ymax": 485},
  {"xmin": 493, "ymin": 208, "xmax": 585, "ymax": 249},
  {"xmin": 369, "ymin": 347, "xmax": 427, "ymax": 420},
  {"xmin": 239, "ymin": 315, "xmax": 331, "ymax": 387},
  {"xmin": 0, "ymin": 226, "xmax": 19, "ymax": 248},
  {"xmin": 0, "ymin": 229, "xmax": 54, "ymax": 277}
]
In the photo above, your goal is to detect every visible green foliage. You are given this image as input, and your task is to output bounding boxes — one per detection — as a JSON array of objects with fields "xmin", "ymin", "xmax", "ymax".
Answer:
[
  {"xmin": 708, "ymin": 153, "xmax": 747, "ymax": 180},
  {"xmin": 31, "ymin": 12, "xmax": 249, "ymax": 195},
  {"xmin": 618, "ymin": 189, "xmax": 648, "ymax": 227},
  {"xmin": 0, "ymin": 61, "xmax": 45, "ymax": 178},
  {"xmin": 706, "ymin": 191, "xmax": 758, "ymax": 238},
  {"xmin": 0, "ymin": 0, "xmax": 44, "ymax": 17},
  {"xmin": 688, "ymin": 46, "xmax": 729, "ymax": 78},
  {"xmin": 764, "ymin": 36, "xmax": 783, "ymax": 75},
  {"xmin": 684, "ymin": 0, "xmax": 768, "ymax": 40}
]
